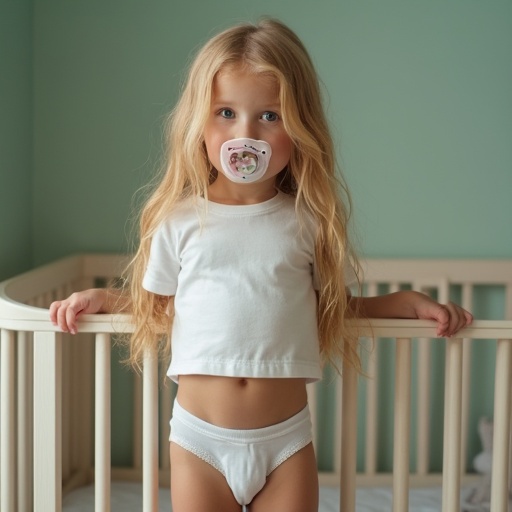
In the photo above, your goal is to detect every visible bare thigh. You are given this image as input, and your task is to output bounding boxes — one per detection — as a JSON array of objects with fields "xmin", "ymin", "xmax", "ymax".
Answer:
[
  {"xmin": 170, "ymin": 442, "xmax": 242, "ymax": 512},
  {"xmin": 248, "ymin": 442, "xmax": 319, "ymax": 512}
]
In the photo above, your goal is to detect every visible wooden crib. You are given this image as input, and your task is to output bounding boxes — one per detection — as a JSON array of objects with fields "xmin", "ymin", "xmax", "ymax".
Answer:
[{"xmin": 1, "ymin": 254, "xmax": 511, "ymax": 511}]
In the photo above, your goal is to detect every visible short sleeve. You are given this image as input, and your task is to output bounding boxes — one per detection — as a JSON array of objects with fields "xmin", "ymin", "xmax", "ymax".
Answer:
[{"xmin": 142, "ymin": 220, "xmax": 180, "ymax": 296}]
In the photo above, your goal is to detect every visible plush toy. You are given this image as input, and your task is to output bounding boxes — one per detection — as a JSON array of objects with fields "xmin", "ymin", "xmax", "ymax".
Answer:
[{"xmin": 462, "ymin": 417, "xmax": 512, "ymax": 512}]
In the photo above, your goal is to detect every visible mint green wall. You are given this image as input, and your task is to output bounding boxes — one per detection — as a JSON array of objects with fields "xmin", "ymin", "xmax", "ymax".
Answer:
[
  {"xmin": 332, "ymin": 2, "xmax": 512, "ymax": 258},
  {"xmin": 0, "ymin": 1, "xmax": 33, "ymax": 280},
  {"xmin": 31, "ymin": 1, "xmax": 512, "ymax": 265}
]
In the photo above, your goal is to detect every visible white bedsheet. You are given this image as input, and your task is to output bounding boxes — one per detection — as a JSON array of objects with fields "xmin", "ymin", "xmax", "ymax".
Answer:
[
  {"xmin": 61, "ymin": 481, "xmax": 477, "ymax": 511},
  {"xmin": 63, "ymin": 481, "xmax": 509, "ymax": 511}
]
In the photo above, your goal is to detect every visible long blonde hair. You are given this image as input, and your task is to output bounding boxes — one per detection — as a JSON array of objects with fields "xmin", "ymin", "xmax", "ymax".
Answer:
[{"xmin": 125, "ymin": 18, "xmax": 361, "ymax": 373}]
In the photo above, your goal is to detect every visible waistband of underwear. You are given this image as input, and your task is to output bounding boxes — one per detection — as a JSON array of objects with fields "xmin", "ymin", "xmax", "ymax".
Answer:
[{"xmin": 172, "ymin": 399, "xmax": 311, "ymax": 444}]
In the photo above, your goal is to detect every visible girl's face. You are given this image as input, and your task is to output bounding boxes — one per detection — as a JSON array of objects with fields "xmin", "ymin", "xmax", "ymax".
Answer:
[{"xmin": 203, "ymin": 66, "xmax": 292, "ymax": 188}]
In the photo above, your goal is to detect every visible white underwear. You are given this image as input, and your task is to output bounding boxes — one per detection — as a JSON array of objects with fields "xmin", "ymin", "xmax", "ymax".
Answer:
[{"xmin": 169, "ymin": 399, "xmax": 313, "ymax": 506}]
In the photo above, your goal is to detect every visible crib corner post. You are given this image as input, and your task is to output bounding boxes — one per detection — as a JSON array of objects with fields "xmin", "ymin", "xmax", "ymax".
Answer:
[{"xmin": 33, "ymin": 331, "xmax": 63, "ymax": 512}]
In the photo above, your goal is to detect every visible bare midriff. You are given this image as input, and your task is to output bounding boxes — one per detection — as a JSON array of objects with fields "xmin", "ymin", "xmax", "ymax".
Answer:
[{"xmin": 176, "ymin": 375, "xmax": 308, "ymax": 429}]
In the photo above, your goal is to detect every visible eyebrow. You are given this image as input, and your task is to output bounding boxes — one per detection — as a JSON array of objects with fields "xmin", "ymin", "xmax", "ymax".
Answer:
[{"xmin": 211, "ymin": 99, "xmax": 282, "ymax": 111}]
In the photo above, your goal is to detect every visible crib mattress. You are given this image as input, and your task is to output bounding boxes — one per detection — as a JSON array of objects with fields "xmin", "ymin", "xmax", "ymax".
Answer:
[{"xmin": 61, "ymin": 481, "xmax": 489, "ymax": 511}]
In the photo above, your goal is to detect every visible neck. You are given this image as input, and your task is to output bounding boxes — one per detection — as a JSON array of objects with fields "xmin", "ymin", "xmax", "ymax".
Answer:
[{"xmin": 207, "ymin": 175, "xmax": 278, "ymax": 205}]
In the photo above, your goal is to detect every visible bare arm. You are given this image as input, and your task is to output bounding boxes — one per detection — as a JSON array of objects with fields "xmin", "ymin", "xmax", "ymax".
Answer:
[{"xmin": 348, "ymin": 290, "xmax": 473, "ymax": 338}]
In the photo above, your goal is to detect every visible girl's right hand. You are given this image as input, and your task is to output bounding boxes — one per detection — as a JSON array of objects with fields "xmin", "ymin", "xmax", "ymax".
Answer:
[{"xmin": 49, "ymin": 288, "xmax": 107, "ymax": 335}]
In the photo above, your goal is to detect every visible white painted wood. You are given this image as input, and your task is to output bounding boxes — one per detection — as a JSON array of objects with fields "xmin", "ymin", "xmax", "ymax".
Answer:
[
  {"xmin": 364, "ymin": 281, "xmax": 379, "ymax": 478},
  {"xmin": 340, "ymin": 362, "xmax": 358, "ymax": 512},
  {"xmin": 441, "ymin": 338, "xmax": 463, "ymax": 512},
  {"xmin": 33, "ymin": 331, "xmax": 62, "ymax": 512},
  {"xmin": 362, "ymin": 259, "xmax": 512, "ymax": 284},
  {"xmin": 505, "ymin": 283, "xmax": 512, "ymax": 320},
  {"xmin": 389, "ymin": 282, "xmax": 400, "ymax": 294},
  {"xmin": 333, "ymin": 373, "xmax": 343, "ymax": 475},
  {"xmin": 2, "ymin": 255, "xmax": 512, "ymax": 511},
  {"xmin": 133, "ymin": 371, "xmax": 143, "ymax": 469},
  {"xmin": 490, "ymin": 339, "xmax": 512, "ymax": 512},
  {"xmin": 460, "ymin": 283, "xmax": 473, "ymax": 473},
  {"xmin": 143, "ymin": 349, "xmax": 159, "ymax": 512},
  {"xmin": 62, "ymin": 333, "xmax": 71, "ymax": 481},
  {"xmin": 17, "ymin": 330, "xmax": 33, "ymax": 511},
  {"xmin": 350, "ymin": 320, "xmax": 512, "ymax": 340},
  {"xmin": 393, "ymin": 338, "xmax": 411, "ymax": 512},
  {"xmin": 95, "ymin": 333, "xmax": 111, "ymax": 511},
  {"xmin": 365, "ymin": 339, "xmax": 378, "ymax": 475},
  {"xmin": 1, "ymin": 329, "xmax": 16, "ymax": 512},
  {"xmin": 416, "ymin": 337, "xmax": 430, "ymax": 475}
]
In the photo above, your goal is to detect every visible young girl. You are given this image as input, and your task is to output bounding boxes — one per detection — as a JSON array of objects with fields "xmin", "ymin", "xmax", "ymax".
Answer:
[{"xmin": 50, "ymin": 19, "xmax": 472, "ymax": 512}]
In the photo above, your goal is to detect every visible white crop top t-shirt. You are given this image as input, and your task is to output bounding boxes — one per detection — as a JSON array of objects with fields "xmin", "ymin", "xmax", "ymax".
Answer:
[{"xmin": 142, "ymin": 190, "xmax": 353, "ymax": 383}]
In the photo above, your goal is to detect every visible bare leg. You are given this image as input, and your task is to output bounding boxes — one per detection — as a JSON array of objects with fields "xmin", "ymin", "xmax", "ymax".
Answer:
[
  {"xmin": 248, "ymin": 443, "xmax": 319, "ymax": 512},
  {"xmin": 170, "ymin": 442, "xmax": 242, "ymax": 512}
]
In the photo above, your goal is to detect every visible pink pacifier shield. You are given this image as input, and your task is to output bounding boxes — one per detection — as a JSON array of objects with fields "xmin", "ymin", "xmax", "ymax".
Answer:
[{"xmin": 220, "ymin": 138, "xmax": 272, "ymax": 183}]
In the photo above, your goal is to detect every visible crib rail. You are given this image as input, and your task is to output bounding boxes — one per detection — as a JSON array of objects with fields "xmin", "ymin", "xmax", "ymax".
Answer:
[{"xmin": 1, "ymin": 254, "xmax": 512, "ymax": 512}]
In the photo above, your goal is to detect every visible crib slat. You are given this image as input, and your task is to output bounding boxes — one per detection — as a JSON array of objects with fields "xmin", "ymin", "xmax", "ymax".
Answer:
[
  {"xmin": 364, "ymin": 283, "xmax": 378, "ymax": 477},
  {"xmin": 393, "ymin": 338, "xmax": 411, "ymax": 512},
  {"xmin": 34, "ymin": 331, "xmax": 62, "ymax": 512},
  {"xmin": 17, "ymin": 331, "xmax": 33, "ymax": 511},
  {"xmin": 389, "ymin": 282, "xmax": 400, "ymax": 294},
  {"xmin": 95, "ymin": 333, "xmax": 111, "ymax": 512},
  {"xmin": 509, "ymin": 405, "xmax": 512, "ymax": 505},
  {"xmin": 333, "ymin": 373, "xmax": 343, "ymax": 475},
  {"xmin": 441, "ymin": 337, "xmax": 463, "ymax": 512},
  {"xmin": 365, "ymin": 338, "xmax": 378, "ymax": 475},
  {"xmin": 416, "ymin": 337, "xmax": 430, "ymax": 475},
  {"xmin": 490, "ymin": 339, "xmax": 512, "ymax": 512},
  {"xmin": 460, "ymin": 283, "xmax": 474, "ymax": 473},
  {"xmin": 505, "ymin": 284, "xmax": 512, "ymax": 320},
  {"xmin": 62, "ymin": 334, "xmax": 71, "ymax": 481},
  {"xmin": 340, "ymin": 361, "xmax": 358, "ymax": 512},
  {"xmin": 133, "ymin": 371, "xmax": 143, "ymax": 469},
  {"xmin": 143, "ymin": 349, "xmax": 159, "ymax": 512},
  {"xmin": 1, "ymin": 329, "xmax": 16, "ymax": 512}
]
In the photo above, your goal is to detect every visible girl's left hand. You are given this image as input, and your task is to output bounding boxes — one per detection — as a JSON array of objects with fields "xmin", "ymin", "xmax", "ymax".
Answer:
[{"xmin": 410, "ymin": 292, "xmax": 473, "ymax": 338}]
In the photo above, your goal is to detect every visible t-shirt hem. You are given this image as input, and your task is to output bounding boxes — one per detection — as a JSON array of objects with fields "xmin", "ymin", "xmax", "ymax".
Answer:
[
  {"xmin": 167, "ymin": 360, "xmax": 322, "ymax": 384},
  {"xmin": 142, "ymin": 275, "xmax": 177, "ymax": 296}
]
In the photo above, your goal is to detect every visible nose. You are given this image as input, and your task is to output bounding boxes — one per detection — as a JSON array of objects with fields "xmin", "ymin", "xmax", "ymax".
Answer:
[{"xmin": 235, "ymin": 117, "xmax": 259, "ymax": 141}]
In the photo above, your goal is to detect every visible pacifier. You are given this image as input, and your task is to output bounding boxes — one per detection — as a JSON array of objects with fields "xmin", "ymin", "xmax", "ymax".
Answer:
[{"xmin": 219, "ymin": 138, "xmax": 272, "ymax": 183}]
